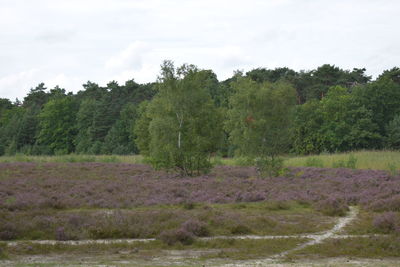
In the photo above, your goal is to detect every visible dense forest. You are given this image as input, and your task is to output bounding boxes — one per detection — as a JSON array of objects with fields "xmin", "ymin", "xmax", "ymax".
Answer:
[{"xmin": 0, "ymin": 63, "xmax": 399, "ymax": 163}]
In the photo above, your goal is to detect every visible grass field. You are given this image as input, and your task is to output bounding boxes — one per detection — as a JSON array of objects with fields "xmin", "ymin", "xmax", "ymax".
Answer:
[
  {"xmin": 0, "ymin": 154, "xmax": 145, "ymax": 164},
  {"xmin": 283, "ymin": 150, "xmax": 400, "ymax": 171},
  {"xmin": 1, "ymin": 150, "xmax": 399, "ymax": 171}
]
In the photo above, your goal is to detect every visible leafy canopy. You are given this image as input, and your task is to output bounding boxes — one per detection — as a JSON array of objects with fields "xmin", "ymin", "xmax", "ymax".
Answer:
[{"xmin": 135, "ymin": 61, "xmax": 222, "ymax": 176}]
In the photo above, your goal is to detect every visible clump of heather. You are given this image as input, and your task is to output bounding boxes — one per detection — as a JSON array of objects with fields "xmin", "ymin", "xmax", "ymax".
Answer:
[
  {"xmin": 158, "ymin": 228, "xmax": 195, "ymax": 246},
  {"xmin": 230, "ymin": 224, "xmax": 253, "ymax": 235},
  {"xmin": 55, "ymin": 227, "xmax": 67, "ymax": 241},
  {"xmin": 373, "ymin": 212, "xmax": 400, "ymax": 234},
  {"xmin": 181, "ymin": 219, "xmax": 210, "ymax": 237},
  {"xmin": 368, "ymin": 195, "xmax": 400, "ymax": 212},
  {"xmin": 0, "ymin": 223, "xmax": 18, "ymax": 240},
  {"xmin": 315, "ymin": 197, "xmax": 349, "ymax": 217}
]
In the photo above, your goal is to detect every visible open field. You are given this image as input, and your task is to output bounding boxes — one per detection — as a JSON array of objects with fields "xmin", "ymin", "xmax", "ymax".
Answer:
[
  {"xmin": 0, "ymin": 154, "xmax": 145, "ymax": 164},
  {"xmin": 1, "ymin": 150, "xmax": 399, "ymax": 171},
  {"xmin": 1, "ymin": 161, "xmax": 400, "ymax": 265},
  {"xmin": 284, "ymin": 150, "xmax": 400, "ymax": 172}
]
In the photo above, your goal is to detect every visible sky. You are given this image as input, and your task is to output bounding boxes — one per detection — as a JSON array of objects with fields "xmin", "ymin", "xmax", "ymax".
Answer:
[{"xmin": 0, "ymin": 0, "xmax": 399, "ymax": 101}]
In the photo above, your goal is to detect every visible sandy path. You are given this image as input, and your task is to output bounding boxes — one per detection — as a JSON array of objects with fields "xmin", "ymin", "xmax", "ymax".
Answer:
[
  {"xmin": 3, "ymin": 206, "xmax": 361, "ymax": 248},
  {"xmin": 219, "ymin": 206, "xmax": 359, "ymax": 266},
  {"xmin": 273, "ymin": 206, "xmax": 359, "ymax": 258},
  {"xmin": 4, "ymin": 207, "xmax": 395, "ymax": 267}
]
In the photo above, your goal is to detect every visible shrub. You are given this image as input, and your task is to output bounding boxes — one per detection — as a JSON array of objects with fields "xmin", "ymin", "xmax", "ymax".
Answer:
[
  {"xmin": 0, "ymin": 244, "xmax": 7, "ymax": 259},
  {"xmin": 373, "ymin": 212, "xmax": 399, "ymax": 233},
  {"xmin": 234, "ymin": 157, "xmax": 253, "ymax": 166},
  {"xmin": 55, "ymin": 227, "xmax": 67, "ymax": 241},
  {"xmin": 369, "ymin": 196, "xmax": 400, "ymax": 212},
  {"xmin": 0, "ymin": 223, "xmax": 18, "ymax": 240},
  {"xmin": 265, "ymin": 201, "xmax": 291, "ymax": 211},
  {"xmin": 55, "ymin": 226, "xmax": 77, "ymax": 241},
  {"xmin": 255, "ymin": 157, "xmax": 286, "ymax": 177},
  {"xmin": 182, "ymin": 202, "xmax": 196, "ymax": 210},
  {"xmin": 315, "ymin": 197, "xmax": 349, "ymax": 216},
  {"xmin": 332, "ymin": 160, "xmax": 346, "ymax": 168},
  {"xmin": 332, "ymin": 155, "xmax": 357, "ymax": 169},
  {"xmin": 158, "ymin": 228, "xmax": 195, "ymax": 246},
  {"xmin": 386, "ymin": 114, "xmax": 400, "ymax": 149},
  {"xmin": 346, "ymin": 154, "xmax": 357, "ymax": 169},
  {"xmin": 230, "ymin": 224, "xmax": 252, "ymax": 235},
  {"xmin": 387, "ymin": 163, "xmax": 399, "ymax": 177},
  {"xmin": 88, "ymin": 226, "xmax": 125, "ymax": 239},
  {"xmin": 305, "ymin": 157, "xmax": 324, "ymax": 168},
  {"xmin": 181, "ymin": 219, "xmax": 210, "ymax": 237}
]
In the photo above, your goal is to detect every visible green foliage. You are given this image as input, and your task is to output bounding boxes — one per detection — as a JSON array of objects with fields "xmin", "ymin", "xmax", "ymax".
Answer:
[
  {"xmin": 305, "ymin": 157, "xmax": 324, "ymax": 168},
  {"xmin": 255, "ymin": 156, "xmax": 287, "ymax": 177},
  {"xmin": 387, "ymin": 163, "xmax": 398, "ymax": 177},
  {"xmin": 0, "ymin": 64, "xmax": 398, "ymax": 158},
  {"xmin": 353, "ymin": 70, "xmax": 400, "ymax": 137},
  {"xmin": 133, "ymin": 101, "xmax": 152, "ymax": 156},
  {"xmin": 292, "ymin": 86, "xmax": 382, "ymax": 154},
  {"xmin": 37, "ymin": 96, "xmax": 78, "ymax": 154},
  {"xmin": 225, "ymin": 76, "xmax": 296, "ymax": 176},
  {"xmin": 332, "ymin": 154, "xmax": 357, "ymax": 169},
  {"xmin": 103, "ymin": 103, "xmax": 138, "ymax": 154},
  {"xmin": 135, "ymin": 61, "xmax": 223, "ymax": 175},
  {"xmin": 386, "ymin": 114, "xmax": 400, "ymax": 149},
  {"xmin": 291, "ymin": 100, "xmax": 324, "ymax": 154}
]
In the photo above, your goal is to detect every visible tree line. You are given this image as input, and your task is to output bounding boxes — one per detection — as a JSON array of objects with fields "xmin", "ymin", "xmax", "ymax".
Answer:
[{"xmin": 0, "ymin": 62, "xmax": 399, "ymax": 174}]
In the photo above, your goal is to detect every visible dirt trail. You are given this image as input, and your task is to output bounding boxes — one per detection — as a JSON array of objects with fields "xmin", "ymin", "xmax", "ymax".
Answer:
[
  {"xmin": 4, "ymin": 207, "xmax": 393, "ymax": 267},
  {"xmin": 219, "ymin": 206, "xmax": 359, "ymax": 266},
  {"xmin": 272, "ymin": 206, "xmax": 358, "ymax": 258},
  {"xmin": 3, "ymin": 206, "xmax": 360, "ymax": 248}
]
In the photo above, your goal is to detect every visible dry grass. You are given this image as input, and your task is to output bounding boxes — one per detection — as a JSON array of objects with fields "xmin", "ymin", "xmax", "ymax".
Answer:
[{"xmin": 283, "ymin": 150, "xmax": 400, "ymax": 171}]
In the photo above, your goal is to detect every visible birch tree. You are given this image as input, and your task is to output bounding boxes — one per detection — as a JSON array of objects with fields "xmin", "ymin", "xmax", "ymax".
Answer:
[
  {"xmin": 225, "ymin": 76, "xmax": 296, "ymax": 176},
  {"xmin": 135, "ymin": 61, "xmax": 222, "ymax": 175}
]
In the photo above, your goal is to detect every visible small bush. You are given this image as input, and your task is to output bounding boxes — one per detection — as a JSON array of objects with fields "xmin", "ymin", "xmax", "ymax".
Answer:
[
  {"xmin": 182, "ymin": 202, "xmax": 196, "ymax": 210},
  {"xmin": 332, "ymin": 155, "xmax": 357, "ymax": 169},
  {"xmin": 100, "ymin": 156, "xmax": 120, "ymax": 163},
  {"xmin": 234, "ymin": 157, "xmax": 253, "ymax": 166},
  {"xmin": 0, "ymin": 244, "xmax": 7, "ymax": 259},
  {"xmin": 305, "ymin": 157, "xmax": 324, "ymax": 168},
  {"xmin": 0, "ymin": 223, "xmax": 18, "ymax": 240},
  {"xmin": 88, "ymin": 226, "xmax": 125, "ymax": 239},
  {"xmin": 55, "ymin": 227, "xmax": 67, "ymax": 241},
  {"xmin": 55, "ymin": 226, "xmax": 77, "ymax": 241},
  {"xmin": 369, "ymin": 196, "xmax": 400, "ymax": 212},
  {"xmin": 158, "ymin": 228, "xmax": 195, "ymax": 246},
  {"xmin": 265, "ymin": 201, "xmax": 291, "ymax": 211},
  {"xmin": 230, "ymin": 224, "xmax": 252, "ymax": 235},
  {"xmin": 212, "ymin": 156, "xmax": 224, "ymax": 166},
  {"xmin": 346, "ymin": 154, "xmax": 357, "ymax": 169},
  {"xmin": 332, "ymin": 160, "xmax": 346, "ymax": 168},
  {"xmin": 387, "ymin": 163, "xmax": 399, "ymax": 177},
  {"xmin": 255, "ymin": 156, "xmax": 285, "ymax": 177},
  {"xmin": 373, "ymin": 212, "xmax": 399, "ymax": 233},
  {"xmin": 315, "ymin": 197, "xmax": 349, "ymax": 216},
  {"xmin": 181, "ymin": 219, "xmax": 210, "ymax": 237}
]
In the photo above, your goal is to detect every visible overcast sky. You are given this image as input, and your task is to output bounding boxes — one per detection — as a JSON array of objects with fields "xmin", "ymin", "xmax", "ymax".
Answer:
[{"xmin": 0, "ymin": 0, "xmax": 399, "ymax": 100}]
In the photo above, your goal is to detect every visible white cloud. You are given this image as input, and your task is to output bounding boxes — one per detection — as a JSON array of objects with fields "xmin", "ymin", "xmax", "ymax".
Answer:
[
  {"xmin": 0, "ymin": 0, "xmax": 399, "ymax": 99},
  {"xmin": 105, "ymin": 41, "xmax": 150, "ymax": 71},
  {"xmin": 0, "ymin": 69, "xmax": 40, "ymax": 100}
]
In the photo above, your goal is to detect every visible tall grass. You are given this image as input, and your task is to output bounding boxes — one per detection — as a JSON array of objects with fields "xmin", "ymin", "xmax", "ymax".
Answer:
[
  {"xmin": 284, "ymin": 150, "xmax": 400, "ymax": 171},
  {"xmin": 0, "ymin": 154, "xmax": 144, "ymax": 164},
  {"xmin": 1, "ymin": 150, "xmax": 399, "ymax": 171}
]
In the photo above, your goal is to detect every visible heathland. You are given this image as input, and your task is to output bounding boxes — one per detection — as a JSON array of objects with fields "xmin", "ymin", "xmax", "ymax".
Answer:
[{"xmin": 0, "ymin": 152, "xmax": 399, "ymax": 266}]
